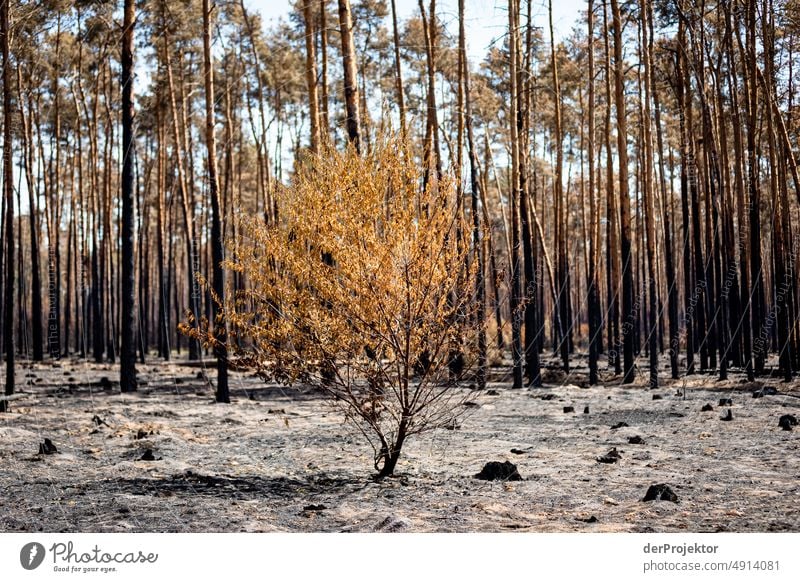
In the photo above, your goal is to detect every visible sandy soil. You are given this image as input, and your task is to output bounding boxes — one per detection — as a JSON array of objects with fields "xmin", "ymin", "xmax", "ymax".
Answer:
[{"xmin": 0, "ymin": 357, "xmax": 798, "ymax": 532}]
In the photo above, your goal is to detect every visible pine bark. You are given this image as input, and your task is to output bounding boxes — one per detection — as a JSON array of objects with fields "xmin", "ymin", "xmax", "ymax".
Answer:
[
  {"xmin": 203, "ymin": 0, "xmax": 230, "ymax": 402},
  {"xmin": 639, "ymin": 0, "xmax": 658, "ymax": 388},
  {"xmin": 587, "ymin": 0, "xmax": 600, "ymax": 385},
  {"xmin": 610, "ymin": 0, "xmax": 635, "ymax": 383},
  {"xmin": 508, "ymin": 0, "xmax": 523, "ymax": 388},
  {"xmin": 337, "ymin": 0, "xmax": 361, "ymax": 152},
  {"xmin": 302, "ymin": 0, "xmax": 321, "ymax": 153},
  {"xmin": 459, "ymin": 0, "xmax": 486, "ymax": 389},
  {"xmin": 119, "ymin": 0, "xmax": 137, "ymax": 391},
  {"xmin": 1, "ymin": 0, "xmax": 13, "ymax": 411}
]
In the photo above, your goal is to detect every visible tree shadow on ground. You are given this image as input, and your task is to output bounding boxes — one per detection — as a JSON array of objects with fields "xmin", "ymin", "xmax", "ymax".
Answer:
[{"xmin": 108, "ymin": 470, "xmax": 370, "ymax": 502}]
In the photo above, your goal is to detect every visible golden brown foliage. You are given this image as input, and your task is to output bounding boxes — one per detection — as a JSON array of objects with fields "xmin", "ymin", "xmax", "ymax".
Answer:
[{"xmin": 185, "ymin": 136, "xmax": 482, "ymax": 477}]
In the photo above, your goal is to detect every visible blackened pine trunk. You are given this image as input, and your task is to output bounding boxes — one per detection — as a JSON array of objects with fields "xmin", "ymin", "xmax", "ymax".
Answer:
[
  {"xmin": 238, "ymin": 0, "xmax": 271, "ymax": 221},
  {"xmin": 602, "ymin": 0, "xmax": 620, "ymax": 375},
  {"xmin": 639, "ymin": 0, "xmax": 658, "ymax": 388},
  {"xmin": 657, "ymin": 127, "xmax": 678, "ymax": 380},
  {"xmin": 610, "ymin": 0, "xmax": 634, "ymax": 383},
  {"xmin": 587, "ymin": 0, "xmax": 600, "ymax": 385},
  {"xmin": 162, "ymin": 27, "xmax": 200, "ymax": 361},
  {"xmin": 104, "ymin": 98, "xmax": 115, "ymax": 364},
  {"xmin": 86, "ymin": 72, "xmax": 105, "ymax": 363},
  {"xmin": 92, "ymin": 234, "xmax": 104, "ymax": 361},
  {"xmin": 0, "ymin": 170, "xmax": 4, "ymax": 357},
  {"xmin": 337, "ymin": 0, "xmax": 361, "ymax": 153},
  {"xmin": 479, "ymin": 139, "xmax": 505, "ymax": 352},
  {"xmin": 390, "ymin": 0, "xmax": 406, "ymax": 137},
  {"xmin": 48, "ymin": 17, "xmax": 64, "ymax": 361},
  {"xmin": 319, "ymin": 0, "xmax": 330, "ymax": 134},
  {"xmin": 746, "ymin": 0, "xmax": 765, "ymax": 375},
  {"xmin": 418, "ymin": 0, "xmax": 442, "ymax": 188},
  {"xmin": 650, "ymin": 4, "xmax": 678, "ymax": 380},
  {"xmin": 549, "ymin": 0, "xmax": 569, "ymax": 373},
  {"xmin": 1, "ymin": 0, "xmax": 14, "ymax": 412},
  {"xmin": 64, "ymin": 185, "xmax": 73, "ymax": 355},
  {"xmin": 156, "ymin": 107, "xmax": 169, "ymax": 360},
  {"xmin": 15, "ymin": 181, "xmax": 24, "ymax": 355},
  {"xmin": 712, "ymin": 155, "xmax": 730, "ymax": 381},
  {"xmin": 520, "ymin": 0, "xmax": 540, "ymax": 386},
  {"xmin": 203, "ymin": 0, "xmax": 229, "ymax": 403},
  {"xmin": 120, "ymin": 0, "xmax": 137, "ymax": 393},
  {"xmin": 302, "ymin": 0, "xmax": 320, "ymax": 153},
  {"xmin": 674, "ymin": 19, "xmax": 695, "ymax": 376},
  {"xmin": 727, "ymin": 0, "xmax": 752, "ymax": 379},
  {"xmin": 460, "ymin": 0, "xmax": 487, "ymax": 389},
  {"xmin": 761, "ymin": 2, "xmax": 792, "ymax": 381},
  {"xmin": 20, "ymin": 80, "xmax": 43, "ymax": 361},
  {"xmin": 169, "ymin": 203, "xmax": 178, "ymax": 355},
  {"xmin": 136, "ymin": 145, "xmax": 147, "ymax": 363},
  {"xmin": 75, "ymin": 122, "xmax": 85, "ymax": 358},
  {"xmin": 48, "ymin": 132, "xmax": 61, "ymax": 354},
  {"xmin": 508, "ymin": 0, "xmax": 523, "ymax": 388}
]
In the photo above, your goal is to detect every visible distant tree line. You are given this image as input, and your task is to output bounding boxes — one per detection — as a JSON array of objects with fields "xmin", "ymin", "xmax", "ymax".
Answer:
[{"xmin": 1, "ymin": 0, "xmax": 799, "ymax": 412}]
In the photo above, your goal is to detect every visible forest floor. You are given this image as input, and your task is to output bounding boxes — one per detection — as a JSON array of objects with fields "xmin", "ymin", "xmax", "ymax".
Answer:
[{"xmin": 0, "ymin": 356, "xmax": 798, "ymax": 532}]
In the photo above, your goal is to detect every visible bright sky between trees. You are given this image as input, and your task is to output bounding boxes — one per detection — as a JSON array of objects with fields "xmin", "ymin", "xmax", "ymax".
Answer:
[{"xmin": 246, "ymin": 0, "xmax": 585, "ymax": 61}]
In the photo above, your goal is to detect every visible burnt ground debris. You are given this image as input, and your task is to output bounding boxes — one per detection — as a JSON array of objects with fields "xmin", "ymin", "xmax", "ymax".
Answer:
[{"xmin": 0, "ymin": 358, "xmax": 798, "ymax": 532}]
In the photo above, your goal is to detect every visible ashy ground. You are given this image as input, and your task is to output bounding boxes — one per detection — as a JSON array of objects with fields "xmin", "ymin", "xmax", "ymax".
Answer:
[{"xmin": 0, "ymin": 357, "xmax": 798, "ymax": 532}]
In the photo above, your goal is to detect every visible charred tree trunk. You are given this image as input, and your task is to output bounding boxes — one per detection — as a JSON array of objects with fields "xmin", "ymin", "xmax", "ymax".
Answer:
[
  {"xmin": 550, "ymin": 0, "xmax": 569, "ymax": 373},
  {"xmin": 639, "ymin": 0, "xmax": 658, "ymax": 388},
  {"xmin": 520, "ymin": 0, "xmax": 540, "ymax": 386},
  {"xmin": 654, "ymin": 73, "xmax": 678, "ymax": 380},
  {"xmin": 459, "ymin": 0, "xmax": 486, "ymax": 389},
  {"xmin": 508, "ymin": 0, "xmax": 523, "ymax": 388},
  {"xmin": 746, "ymin": 0, "xmax": 766, "ymax": 374},
  {"xmin": 163, "ymin": 25, "xmax": 200, "ymax": 361},
  {"xmin": 603, "ymin": 0, "xmax": 621, "ymax": 375},
  {"xmin": 587, "ymin": 0, "xmax": 600, "ymax": 385},
  {"xmin": 18, "ymin": 70, "xmax": 43, "ymax": 361},
  {"xmin": 319, "ymin": 0, "xmax": 330, "ymax": 135},
  {"xmin": 337, "ymin": 0, "xmax": 361, "ymax": 152},
  {"xmin": 390, "ymin": 0, "xmax": 406, "ymax": 138},
  {"xmin": 419, "ymin": 0, "xmax": 442, "ymax": 188},
  {"xmin": 302, "ymin": 0, "xmax": 321, "ymax": 153},
  {"xmin": 120, "ymin": 0, "xmax": 137, "ymax": 393},
  {"xmin": 610, "ymin": 0, "xmax": 635, "ymax": 383},
  {"xmin": 203, "ymin": 0, "xmax": 230, "ymax": 403},
  {"xmin": 1, "ymin": 0, "xmax": 13, "ymax": 410}
]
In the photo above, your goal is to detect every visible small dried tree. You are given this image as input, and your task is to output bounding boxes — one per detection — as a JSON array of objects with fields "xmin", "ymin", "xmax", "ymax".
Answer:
[{"xmin": 187, "ymin": 137, "xmax": 481, "ymax": 478}]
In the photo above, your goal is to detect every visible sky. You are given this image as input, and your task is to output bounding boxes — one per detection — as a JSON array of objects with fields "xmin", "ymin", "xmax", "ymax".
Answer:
[
  {"xmin": 241, "ymin": 0, "xmax": 586, "ymax": 177},
  {"xmin": 245, "ymin": 0, "xmax": 586, "ymax": 61}
]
